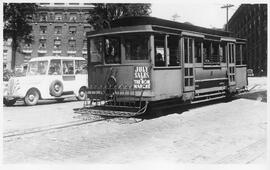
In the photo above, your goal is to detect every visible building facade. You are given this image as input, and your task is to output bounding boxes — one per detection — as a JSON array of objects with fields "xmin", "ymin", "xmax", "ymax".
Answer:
[
  {"xmin": 16, "ymin": 3, "xmax": 93, "ymax": 66},
  {"xmin": 3, "ymin": 39, "xmax": 12, "ymax": 70},
  {"xmin": 227, "ymin": 4, "xmax": 267, "ymax": 76}
]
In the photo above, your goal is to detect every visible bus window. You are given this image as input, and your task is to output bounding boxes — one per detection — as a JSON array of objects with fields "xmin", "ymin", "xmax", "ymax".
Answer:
[
  {"xmin": 155, "ymin": 35, "xmax": 166, "ymax": 67},
  {"xmin": 168, "ymin": 36, "xmax": 180, "ymax": 66},
  {"xmin": 104, "ymin": 37, "xmax": 121, "ymax": 64},
  {"xmin": 75, "ymin": 60, "xmax": 87, "ymax": 74},
  {"xmin": 48, "ymin": 59, "xmax": 61, "ymax": 75},
  {"xmin": 124, "ymin": 34, "xmax": 149, "ymax": 60},
  {"xmin": 63, "ymin": 60, "xmax": 74, "ymax": 74}
]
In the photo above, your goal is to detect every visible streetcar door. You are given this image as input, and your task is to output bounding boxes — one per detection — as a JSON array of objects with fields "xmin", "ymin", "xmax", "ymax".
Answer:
[
  {"xmin": 227, "ymin": 43, "xmax": 236, "ymax": 86},
  {"xmin": 182, "ymin": 37, "xmax": 195, "ymax": 92}
]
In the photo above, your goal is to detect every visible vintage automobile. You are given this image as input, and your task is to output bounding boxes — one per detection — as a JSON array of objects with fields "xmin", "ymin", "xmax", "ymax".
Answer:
[{"xmin": 3, "ymin": 56, "xmax": 88, "ymax": 106}]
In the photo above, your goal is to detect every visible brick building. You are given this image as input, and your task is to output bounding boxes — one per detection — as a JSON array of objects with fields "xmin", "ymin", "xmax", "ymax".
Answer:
[
  {"xmin": 16, "ymin": 3, "xmax": 93, "ymax": 66},
  {"xmin": 3, "ymin": 39, "xmax": 12, "ymax": 70},
  {"xmin": 227, "ymin": 4, "xmax": 267, "ymax": 76}
]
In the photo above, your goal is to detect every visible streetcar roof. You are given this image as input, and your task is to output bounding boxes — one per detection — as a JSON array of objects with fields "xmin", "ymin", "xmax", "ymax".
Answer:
[{"xmin": 87, "ymin": 16, "xmax": 230, "ymax": 38}]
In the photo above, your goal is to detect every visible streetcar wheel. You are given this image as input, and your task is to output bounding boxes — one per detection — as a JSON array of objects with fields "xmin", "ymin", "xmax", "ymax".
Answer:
[
  {"xmin": 76, "ymin": 87, "xmax": 86, "ymax": 101},
  {"xmin": 24, "ymin": 89, "xmax": 39, "ymax": 106}
]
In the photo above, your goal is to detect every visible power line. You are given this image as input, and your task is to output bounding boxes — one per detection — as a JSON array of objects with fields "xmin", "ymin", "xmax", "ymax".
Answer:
[{"xmin": 221, "ymin": 4, "xmax": 234, "ymax": 31}]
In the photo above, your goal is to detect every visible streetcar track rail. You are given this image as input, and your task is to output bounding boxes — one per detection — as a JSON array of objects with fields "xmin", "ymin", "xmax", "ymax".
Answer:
[{"xmin": 4, "ymin": 118, "xmax": 105, "ymax": 138}]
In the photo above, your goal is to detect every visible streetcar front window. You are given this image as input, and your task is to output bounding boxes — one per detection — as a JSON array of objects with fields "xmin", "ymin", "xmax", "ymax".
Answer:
[
  {"xmin": 124, "ymin": 34, "xmax": 149, "ymax": 60},
  {"xmin": 104, "ymin": 37, "xmax": 121, "ymax": 64}
]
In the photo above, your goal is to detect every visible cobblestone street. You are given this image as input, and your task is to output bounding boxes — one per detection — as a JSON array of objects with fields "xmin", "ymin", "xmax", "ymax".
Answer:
[{"xmin": 3, "ymin": 77, "xmax": 267, "ymax": 164}]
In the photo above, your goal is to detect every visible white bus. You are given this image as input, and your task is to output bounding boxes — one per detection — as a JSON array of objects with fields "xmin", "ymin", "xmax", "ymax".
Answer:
[{"xmin": 3, "ymin": 56, "xmax": 88, "ymax": 106}]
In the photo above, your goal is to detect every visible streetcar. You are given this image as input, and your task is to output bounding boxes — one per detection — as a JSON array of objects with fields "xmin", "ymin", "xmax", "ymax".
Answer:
[{"xmin": 80, "ymin": 16, "xmax": 247, "ymax": 117}]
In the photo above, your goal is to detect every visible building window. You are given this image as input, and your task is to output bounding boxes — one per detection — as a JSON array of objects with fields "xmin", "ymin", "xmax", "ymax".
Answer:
[
  {"xmin": 83, "ymin": 40, "xmax": 87, "ymax": 49},
  {"xmin": 53, "ymin": 53, "xmax": 61, "ymax": 57},
  {"xmin": 54, "ymin": 39, "xmax": 61, "ymax": 49},
  {"xmin": 68, "ymin": 40, "xmax": 76, "ymax": 50},
  {"xmin": 68, "ymin": 54, "xmax": 76, "ymax": 57},
  {"xmin": 70, "ymin": 13, "xmax": 77, "ymax": 22},
  {"xmin": 39, "ymin": 39, "xmax": 46, "ymax": 49},
  {"xmin": 25, "ymin": 43, "xmax": 32, "ymax": 48},
  {"xmin": 82, "ymin": 54, "xmax": 87, "ymax": 59},
  {"xmin": 69, "ymin": 3, "xmax": 79, "ymax": 5},
  {"xmin": 54, "ymin": 3, "xmax": 64, "ymax": 5},
  {"xmin": 84, "ymin": 13, "xmax": 90, "ymax": 22},
  {"xmin": 40, "ymin": 3, "xmax": 50, "ymax": 5},
  {"xmin": 40, "ymin": 26, "xmax": 47, "ymax": 34},
  {"xmin": 24, "ymin": 53, "xmax": 32, "ymax": 62},
  {"xmin": 55, "ymin": 13, "xmax": 62, "ymax": 21},
  {"xmin": 84, "ymin": 26, "xmax": 91, "ymax": 36},
  {"xmin": 40, "ymin": 13, "xmax": 47, "ymax": 21},
  {"xmin": 69, "ymin": 26, "xmax": 77, "ymax": 34},
  {"xmin": 54, "ymin": 26, "xmax": 62, "ymax": 34},
  {"xmin": 38, "ymin": 53, "xmax": 46, "ymax": 57}
]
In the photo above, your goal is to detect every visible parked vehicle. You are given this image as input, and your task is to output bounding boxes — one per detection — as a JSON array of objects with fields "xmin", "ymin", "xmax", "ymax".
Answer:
[
  {"xmin": 81, "ymin": 16, "xmax": 248, "ymax": 117},
  {"xmin": 3, "ymin": 56, "xmax": 88, "ymax": 106}
]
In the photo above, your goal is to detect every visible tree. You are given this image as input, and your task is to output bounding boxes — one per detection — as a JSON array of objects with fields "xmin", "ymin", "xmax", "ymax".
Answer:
[
  {"xmin": 4, "ymin": 3, "xmax": 38, "ymax": 70},
  {"xmin": 88, "ymin": 3, "xmax": 151, "ymax": 30}
]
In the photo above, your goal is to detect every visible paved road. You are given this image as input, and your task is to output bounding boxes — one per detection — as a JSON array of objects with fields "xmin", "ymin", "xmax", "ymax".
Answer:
[{"xmin": 3, "ymin": 91, "xmax": 267, "ymax": 164}]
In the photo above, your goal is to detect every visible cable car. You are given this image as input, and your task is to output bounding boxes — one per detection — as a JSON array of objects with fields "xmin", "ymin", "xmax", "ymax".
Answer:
[{"xmin": 81, "ymin": 16, "xmax": 247, "ymax": 117}]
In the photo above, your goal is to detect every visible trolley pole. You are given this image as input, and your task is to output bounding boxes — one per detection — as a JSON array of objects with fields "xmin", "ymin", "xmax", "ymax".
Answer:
[{"xmin": 221, "ymin": 4, "xmax": 234, "ymax": 31}]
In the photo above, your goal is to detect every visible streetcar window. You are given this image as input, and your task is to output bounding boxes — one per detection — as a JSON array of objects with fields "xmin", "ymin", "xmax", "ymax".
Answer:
[
  {"xmin": 183, "ymin": 38, "xmax": 193, "ymax": 64},
  {"xmin": 155, "ymin": 35, "xmax": 166, "ymax": 67},
  {"xmin": 124, "ymin": 34, "xmax": 149, "ymax": 60},
  {"xmin": 220, "ymin": 43, "xmax": 226, "ymax": 63},
  {"xmin": 203, "ymin": 41, "xmax": 220, "ymax": 64},
  {"xmin": 195, "ymin": 40, "xmax": 202, "ymax": 63},
  {"xmin": 242, "ymin": 44, "xmax": 247, "ymax": 64},
  {"xmin": 89, "ymin": 38, "xmax": 103, "ymax": 63},
  {"xmin": 211, "ymin": 42, "xmax": 219, "ymax": 63},
  {"xmin": 168, "ymin": 36, "xmax": 180, "ymax": 66},
  {"xmin": 104, "ymin": 37, "xmax": 121, "ymax": 64},
  {"xmin": 236, "ymin": 44, "xmax": 243, "ymax": 65}
]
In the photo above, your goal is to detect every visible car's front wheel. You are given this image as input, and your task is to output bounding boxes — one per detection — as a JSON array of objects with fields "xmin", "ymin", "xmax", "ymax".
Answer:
[
  {"xmin": 24, "ymin": 89, "xmax": 39, "ymax": 106},
  {"xmin": 3, "ymin": 98, "xmax": 17, "ymax": 106}
]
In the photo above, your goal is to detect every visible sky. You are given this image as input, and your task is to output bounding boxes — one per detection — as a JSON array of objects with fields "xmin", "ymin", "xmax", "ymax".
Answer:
[
  {"xmin": 148, "ymin": 0, "xmax": 267, "ymax": 29},
  {"xmin": 150, "ymin": 2, "xmax": 240, "ymax": 29}
]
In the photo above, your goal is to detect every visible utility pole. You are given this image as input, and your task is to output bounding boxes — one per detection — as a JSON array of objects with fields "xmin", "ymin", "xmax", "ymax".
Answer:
[
  {"xmin": 172, "ymin": 13, "xmax": 180, "ymax": 21},
  {"xmin": 221, "ymin": 4, "xmax": 234, "ymax": 31}
]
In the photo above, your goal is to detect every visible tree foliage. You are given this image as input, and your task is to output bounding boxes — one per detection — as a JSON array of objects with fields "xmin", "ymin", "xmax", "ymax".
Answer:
[
  {"xmin": 88, "ymin": 3, "xmax": 152, "ymax": 30},
  {"xmin": 4, "ymin": 3, "xmax": 38, "ymax": 69}
]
